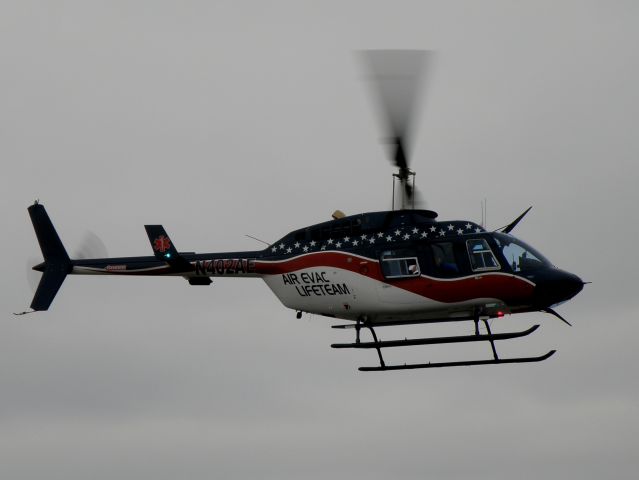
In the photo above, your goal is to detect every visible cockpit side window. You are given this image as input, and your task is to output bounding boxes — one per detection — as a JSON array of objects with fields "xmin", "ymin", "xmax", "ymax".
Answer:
[
  {"xmin": 493, "ymin": 233, "xmax": 552, "ymax": 272},
  {"xmin": 430, "ymin": 242, "xmax": 460, "ymax": 277},
  {"xmin": 466, "ymin": 239, "xmax": 500, "ymax": 272}
]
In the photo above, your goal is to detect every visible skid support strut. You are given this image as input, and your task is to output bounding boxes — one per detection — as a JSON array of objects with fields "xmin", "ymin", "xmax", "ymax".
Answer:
[
  {"xmin": 366, "ymin": 322, "xmax": 386, "ymax": 369},
  {"xmin": 354, "ymin": 316, "xmax": 385, "ymax": 368},
  {"xmin": 474, "ymin": 308, "xmax": 499, "ymax": 361},
  {"xmin": 483, "ymin": 318, "xmax": 499, "ymax": 360},
  {"xmin": 335, "ymin": 309, "xmax": 556, "ymax": 371}
]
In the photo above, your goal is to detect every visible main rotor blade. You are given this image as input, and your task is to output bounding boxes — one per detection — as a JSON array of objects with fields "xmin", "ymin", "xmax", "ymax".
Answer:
[
  {"xmin": 361, "ymin": 49, "xmax": 434, "ymax": 170},
  {"xmin": 409, "ymin": 184, "xmax": 427, "ymax": 209}
]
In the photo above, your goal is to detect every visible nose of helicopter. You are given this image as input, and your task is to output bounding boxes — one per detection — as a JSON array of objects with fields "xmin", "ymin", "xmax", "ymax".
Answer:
[{"xmin": 532, "ymin": 268, "xmax": 584, "ymax": 307}]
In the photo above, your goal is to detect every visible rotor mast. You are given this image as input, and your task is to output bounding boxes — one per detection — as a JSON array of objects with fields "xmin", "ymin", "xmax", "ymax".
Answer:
[
  {"xmin": 392, "ymin": 170, "xmax": 416, "ymax": 210},
  {"xmin": 390, "ymin": 135, "xmax": 416, "ymax": 210}
]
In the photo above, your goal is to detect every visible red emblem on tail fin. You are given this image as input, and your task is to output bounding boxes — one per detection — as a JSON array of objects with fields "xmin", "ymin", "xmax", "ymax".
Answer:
[{"xmin": 153, "ymin": 235, "xmax": 171, "ymax": 253}]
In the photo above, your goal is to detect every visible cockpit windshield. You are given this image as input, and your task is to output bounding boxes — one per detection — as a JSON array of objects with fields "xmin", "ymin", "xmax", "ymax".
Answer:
[{"xmin": 493, "ymin": 232, "xmax": 553, "ymax": 272}]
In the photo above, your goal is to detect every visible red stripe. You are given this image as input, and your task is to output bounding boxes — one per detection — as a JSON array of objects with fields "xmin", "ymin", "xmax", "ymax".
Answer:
[{"xmin": 255, "ymin": 252, "xmax": 534, "ymax": 304}]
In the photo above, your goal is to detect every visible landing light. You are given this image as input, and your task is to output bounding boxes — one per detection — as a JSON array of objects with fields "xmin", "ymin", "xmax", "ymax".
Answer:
[{"xmin": 165, "ymin": 253, "xmax": 172, "ymax": 258}]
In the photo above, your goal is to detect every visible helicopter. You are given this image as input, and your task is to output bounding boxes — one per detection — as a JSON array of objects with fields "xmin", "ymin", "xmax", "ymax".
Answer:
[{"xmin": 20, "ymin": 51, "xmax": 584, "ymax": 371}]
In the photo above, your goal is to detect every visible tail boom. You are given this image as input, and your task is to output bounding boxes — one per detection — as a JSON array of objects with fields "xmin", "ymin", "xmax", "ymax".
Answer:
[{"xmin": 25, "ymin": 202, "xmax": 262, "ymax": 311}]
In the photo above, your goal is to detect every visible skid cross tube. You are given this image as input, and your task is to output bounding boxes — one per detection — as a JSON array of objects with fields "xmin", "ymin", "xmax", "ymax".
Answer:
[{"xmin": 332, "ymin": 315, "xmax": 478, "ymax": 329}]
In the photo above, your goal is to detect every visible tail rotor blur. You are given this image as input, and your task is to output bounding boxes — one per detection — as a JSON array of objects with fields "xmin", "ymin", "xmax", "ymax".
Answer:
[
  {"xmin": 26, "ymin": 230, "xmax": 108, "ymax": 294},
  {"xmin": 75, "ymin": 231, "xmax": 108, "ymax": 260}
]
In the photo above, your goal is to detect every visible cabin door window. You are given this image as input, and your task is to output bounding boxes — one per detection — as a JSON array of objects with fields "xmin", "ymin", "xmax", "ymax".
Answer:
[
  {"xmin": 466, "ymin": 238, "xmax": 500, "ymax": 272},
  {"xmin": 380, "ymin": 251, "xmax": 421, "ymax": 279}
]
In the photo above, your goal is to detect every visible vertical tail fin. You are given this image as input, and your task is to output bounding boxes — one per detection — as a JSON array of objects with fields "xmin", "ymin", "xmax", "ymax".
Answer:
[
  {"xmin": 144, "ymin": 224, "xmax": 192, "ymax": 271},
  {"xmin": 28, "ymin": 202, "xmax": 71, "ymax": 311},
  {"xmin": 144, "ymin": 225, "xmax": 179, "ymax": 261}
]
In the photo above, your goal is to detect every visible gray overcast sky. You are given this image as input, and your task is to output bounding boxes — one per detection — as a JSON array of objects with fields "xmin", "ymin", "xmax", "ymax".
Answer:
[{"xmin": 1, "ymin": 1, "xmax": 638, "ymax": 479}]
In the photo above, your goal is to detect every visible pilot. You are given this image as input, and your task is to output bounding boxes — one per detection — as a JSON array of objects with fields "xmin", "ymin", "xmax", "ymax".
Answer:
[{"xmin": 434, "ymin": 254, "xmax": 458, "ymax": 274}]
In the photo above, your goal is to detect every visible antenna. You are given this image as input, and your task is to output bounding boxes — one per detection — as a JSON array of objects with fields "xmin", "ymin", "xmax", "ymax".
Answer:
[
  {"xmin": 484, "ymin": 198, "xmax": 487, "ymax": 229},
  {"xmin": 480, "ymin": 198, "xmax": 487, "ymax": 228},
  {"xmin": 244, "ymin": 234, "xmax": 270, "ymax": 246}
]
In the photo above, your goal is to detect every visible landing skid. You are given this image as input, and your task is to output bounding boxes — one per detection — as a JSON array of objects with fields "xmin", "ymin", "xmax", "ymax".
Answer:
[
  {"xmin": 332, "ymin": 325, "xmax": 539, "ymax": 349},
  {"xmin": 335, "ymin": 311, "xmax": 555, "ymax": 371},
  {"xmin": 359, "ymin": 351, "xmax": 556, "ymax": 371}
]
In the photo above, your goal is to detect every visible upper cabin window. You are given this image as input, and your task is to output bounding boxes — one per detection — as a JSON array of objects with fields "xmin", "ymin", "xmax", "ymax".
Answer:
[
  {"xmin": 380, "ymin": 250, "xmax": 421, "ymax": 279},
  {"xmin": 466, "ymin": 239, "xmax": 500, "ymax": 272},
  {"xmin": 430, "ymin": 242, "xmax": 460, "ymax": 276}
]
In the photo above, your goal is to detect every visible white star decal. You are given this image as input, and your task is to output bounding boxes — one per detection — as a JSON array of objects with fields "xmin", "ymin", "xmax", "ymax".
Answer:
[
  {"xmin": 448, "ymin": 224, "xmax": 454, "ymax": 231},
  {"xmin": 286, "ymin": 247, "xmax": 292, "ymax": 253},
  {"xmin": 327, "ymin": 239, "xmax": 334, "ymax": 245},
  {"xmin": 310, "ymin": 241, "xmax": 316, "ymax": 247},
  {"xmin": 352, "ymin": 240, "xmax": 359, "ymax": 246},
  {"xmin": 412, "ymin": 227, "xmax": 419, "ymax": 234},
  {"xmin": 421, "ymin": 231, "xmax": 427, "ymax": 238},
  {"xmin": 294, "ymin": 242, "xmax": 300, "ymax": 248},
  {"xmin": 321, "ymin": 245, "xmax": 326, "ymax": 250},
  {"xmin": 369, "ymin": 238, "xmax": 375, "ymax": 244},
  {"xmin": 457, "ymin": 228, "xmax": 464, "ymax": 235},
  {"xmin": 439, "ymin": 229, "xmax": 446, "ymax": 236},
  {"xmin": 303, "ymin": 246, "xmax": 309, "ymax": 252},
  {"xmin": 403, "ymin": 233, "xmax": 410, "ymax": 240},
  {"xmin": 344, "ymin": 236, "xmax": 350, "ymax": 243},
  {"xmin": 394, "ymin": 229, "xmax": 401, "ymax": 236},
  {"xmin": 271, "ymin": 246, "xmax": 277, "ymax": 252},
  {"xmin": 336, "ymin": 242, "xmax": 342, "ymax": 248},
  {"xmin": 377, "ymin": 232, "xmax": 384, "ymax": 238},
  {"xmin": 386, "ymin": 235, "xmax": 393, "ymax": 241},
  {"xmin": 465, "ymin": 223, "xmax": 472, "ymax": 230},
  {"xmin": 475, "ymin": 227, "xmax": 482, "ymax": 233},
  {"xmin": 279, "ymin": 243, "xmax": 285, "ymax": 250},
  {"xmin": 361, "ymin": 234, "xmax": 367, "ymax": 240},
  {"xmin": 430, "ymin": 226, "xmax": 437, "ymax": 232}
]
